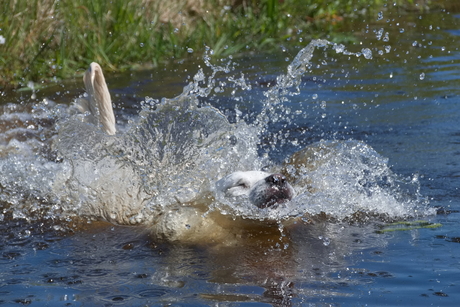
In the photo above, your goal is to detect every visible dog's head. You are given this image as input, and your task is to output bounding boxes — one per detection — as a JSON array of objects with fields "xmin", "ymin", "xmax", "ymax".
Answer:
[{"xmin": 216, "ymin": 171, "xmax": 294, "ymax": 208}]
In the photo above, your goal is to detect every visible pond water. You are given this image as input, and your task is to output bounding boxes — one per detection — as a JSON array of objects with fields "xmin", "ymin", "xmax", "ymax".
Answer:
[{"xmin": 1, "ymin": 7, "xmax": 460, "ymax": 307}]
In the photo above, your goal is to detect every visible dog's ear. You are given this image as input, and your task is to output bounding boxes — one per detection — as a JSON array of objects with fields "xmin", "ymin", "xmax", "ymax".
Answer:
[{"xmin": 83, "ymin": 62, "xmax": 116, "ymax": 135}]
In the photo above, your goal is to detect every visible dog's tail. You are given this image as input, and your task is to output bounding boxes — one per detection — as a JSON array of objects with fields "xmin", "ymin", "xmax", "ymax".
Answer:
[{"xmin": 77, "ymin": 62, "xmax": 116, "ymax": 135}]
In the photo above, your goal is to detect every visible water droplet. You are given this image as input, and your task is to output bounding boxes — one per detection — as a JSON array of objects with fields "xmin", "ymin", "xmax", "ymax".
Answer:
[
  {"xmin": 334, "ymin": 44, "xmax": 345, "ymax": 53},
  {"xmin": 187, "ymin": 48, "xmax": 193, "ymax": 53},
  {"xmin": 383, "ymin": 32, "xmax": 390, "ymax": 42},
  {"xmin": 376, "ymin": 28, "xmax": 384, "ymax": 40},
  {"xmin": 361, "ymin": 48, "xmax": 372, "ymax": 59},
  {"xmin": 139, "ymin": 43, "xmax": 144, "ymax": 47},
  {"xmin": 419, "ymin": 72, "xmax": 425, "ymax": 80}
]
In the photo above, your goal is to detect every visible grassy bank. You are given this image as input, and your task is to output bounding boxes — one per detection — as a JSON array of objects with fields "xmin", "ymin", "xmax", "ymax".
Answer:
[{"xmin": 0, "ymin": 0, "xmax": 439, "ymax": 89}]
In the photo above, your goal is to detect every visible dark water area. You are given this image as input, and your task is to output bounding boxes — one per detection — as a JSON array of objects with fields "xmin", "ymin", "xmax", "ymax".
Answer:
[{"xmin": 1, "ymin": 7, "xmax": 460, "ymax": 307}]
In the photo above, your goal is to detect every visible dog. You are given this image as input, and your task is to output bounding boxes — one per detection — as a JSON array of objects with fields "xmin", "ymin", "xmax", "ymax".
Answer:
[
  {"xmin": 69, "ymin": 62, "xmax": 297, "ymax": 244},
  {"xmin": 78, "ymin": 63, "xmax": 295, "ymax": 210}
]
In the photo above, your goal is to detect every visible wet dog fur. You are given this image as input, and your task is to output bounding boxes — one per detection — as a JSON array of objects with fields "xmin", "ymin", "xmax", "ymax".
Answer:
[{"xmin": 74, "ymin": 62, "xmax": 298, "ymax": 244}]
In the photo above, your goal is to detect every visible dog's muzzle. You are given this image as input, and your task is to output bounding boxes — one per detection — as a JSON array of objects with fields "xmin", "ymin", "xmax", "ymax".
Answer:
[{"xmin": 249, "ymin": 174, "xmax": 294, "ymax": 209}]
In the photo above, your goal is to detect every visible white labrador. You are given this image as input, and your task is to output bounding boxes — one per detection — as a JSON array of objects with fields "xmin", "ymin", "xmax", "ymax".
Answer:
[{"xmin": 78, "ymin": 62, "xmax": 295, "ymax": 210}]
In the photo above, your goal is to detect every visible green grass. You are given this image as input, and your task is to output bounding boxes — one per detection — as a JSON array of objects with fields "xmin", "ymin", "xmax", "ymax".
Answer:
[{"xmin": 0, "ymin": 0, "xmax": 439, "ymax": 89}]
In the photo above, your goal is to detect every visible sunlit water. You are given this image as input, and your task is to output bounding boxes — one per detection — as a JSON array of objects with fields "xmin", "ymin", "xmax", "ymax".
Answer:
[{"xmin": 1, "ymin": 8, "xmax": 460, "ymax": 306}]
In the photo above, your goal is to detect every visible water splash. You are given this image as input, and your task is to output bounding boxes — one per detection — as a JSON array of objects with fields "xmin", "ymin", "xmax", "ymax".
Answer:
[{"xmin": 0, "ymin": 40, "xmax": 433, "ymax": 227}]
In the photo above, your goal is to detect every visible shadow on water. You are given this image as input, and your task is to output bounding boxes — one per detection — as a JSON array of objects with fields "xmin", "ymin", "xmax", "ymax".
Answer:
[{"xmin": 1, "ymin": 7, "xmax": 460, "ymax": 307}]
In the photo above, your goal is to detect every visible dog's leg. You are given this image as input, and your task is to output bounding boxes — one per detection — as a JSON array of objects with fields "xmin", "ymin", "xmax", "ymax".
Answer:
[{"xmin": 82, "ymin": 62, "xmax": 116, "ymax": 135}]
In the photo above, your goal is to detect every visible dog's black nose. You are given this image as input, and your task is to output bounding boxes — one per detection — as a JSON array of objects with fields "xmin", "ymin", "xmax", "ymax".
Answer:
[
  {"xmin": 250, "ymin": 173, "xmax": 294, "ymax": 209},
  {"xmin": 265, "ymin": 174, "xmax": 286, "ymax": 186}
]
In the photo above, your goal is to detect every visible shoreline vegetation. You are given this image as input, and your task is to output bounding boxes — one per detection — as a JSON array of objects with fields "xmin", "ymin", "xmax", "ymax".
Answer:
[{"xmin": 0, "ymin": 0, "xmax": 449, "ymax": 89}]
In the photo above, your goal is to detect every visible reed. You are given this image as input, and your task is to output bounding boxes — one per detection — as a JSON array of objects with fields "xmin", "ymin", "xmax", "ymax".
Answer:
[{"xmin": 0, "ymin": 0, "xmax": 436, "ymax": 89}]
